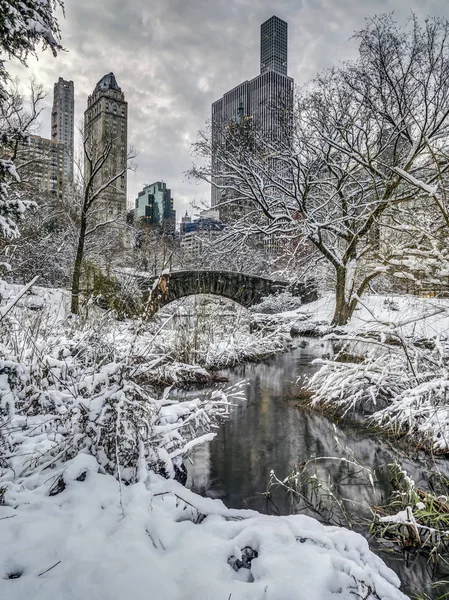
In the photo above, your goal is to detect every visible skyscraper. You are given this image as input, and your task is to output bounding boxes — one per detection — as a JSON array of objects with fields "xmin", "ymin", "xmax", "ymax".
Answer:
[
  {"xmin": 211, "ymin": 16, "xmax": 294, "ymax": 209},
  {"xmin": 260, "ymin": 15, "xmax": 288, "ymax": 75},
  {"xmin": 84, "ymin": 73, "xmax": 128, "ymax": 220},
  {"xmin": 15, "ymin": 134, "xmax": 65, "ymax": 199},
  {"xmin": 51, "ymin": 77, "xmax": 74, "ymax": 182},
  {"xmin": 134, "ymin": 181, "xmax": 176, "ymax": 233}
]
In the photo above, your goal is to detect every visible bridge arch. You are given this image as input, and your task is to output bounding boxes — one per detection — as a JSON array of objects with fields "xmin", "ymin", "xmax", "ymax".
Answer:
[{"xmin": 133, "ymin": 270, "xmax": 316, "ymax": 317}]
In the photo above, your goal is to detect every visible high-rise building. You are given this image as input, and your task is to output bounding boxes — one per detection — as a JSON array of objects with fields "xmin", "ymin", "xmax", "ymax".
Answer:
[
  {"xmin": 180, "ymin": 210, "xmax": 192, "ymax": 234},
  {"xmin": 135, "ymin": 181, "xmax": 176, "ymax": 233},
  {"xmin": 84, "ymin": 72, "xmax": 128, "ymax": 220},
  {"xmin": 51, "ymin": 77, "xmax": 74, "ymax": 182},
  {"xmin": 260, "ymin": 15, "xmax": 288, "ymax": 75},
  {"xmin": 211, "ymin": 16, "xmax": 294, "ymax": 209},
  {"xmin": 179, "ymin": 209, "xmax": 224, "ymax": 257},
  {"xmin": 14, "ymin": 134, "xmax": 65, "ymax": 198}
]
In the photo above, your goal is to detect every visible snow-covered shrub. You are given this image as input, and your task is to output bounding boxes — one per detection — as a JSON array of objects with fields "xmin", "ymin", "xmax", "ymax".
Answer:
[
  {"xmin": 250, "ymin": 290, "xmax": 302, "ymax": 314},
  {"xmin": 153, "ymin": 296, "xmax": 289, "ymax": 369},
  {"xmin": 373, "ymin": 379, "xmax": 449, "ymax": 452},
  {"xmin": 309, "ymin": 348, "xmax": 411, "ymax": 416},
  {"xmin": 308, "ymin": 334, "xmax": 449, "ymax": 453},
  {"xmin": 0, "ymin": 304, "xmax": 239, "ymax": 487},
  {"xmin": 383, "ymin": 298, "xmax": 400, "ymax": 312}
]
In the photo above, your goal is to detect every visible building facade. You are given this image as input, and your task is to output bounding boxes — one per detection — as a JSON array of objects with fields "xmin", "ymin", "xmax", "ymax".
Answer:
[
  {"xmin": 15, "ymin": 134, "xmax": 65, "ymax": 198},
  {"xmin": 51, "ymin": 77, "xmax": 74, "ymax": 182},
  {"xmin": 84, "ymin": 72, "xmax": 128, "ymax": 220},
  {"xmin": 179, "ymin": 209, "xmax": 224, "ymax": 257},
  {"xmin": 211, "ymin": 15, "xmax": 294, "ymax": 209},
  {"xmin": 135, "ymin": 181, "xmax": 176, "ymax": 233}
]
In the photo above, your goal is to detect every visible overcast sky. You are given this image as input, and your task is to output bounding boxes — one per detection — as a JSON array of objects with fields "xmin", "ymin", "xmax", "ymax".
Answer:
[{"xmin": 8, "ymin": 0, "xmax": 448, "ymax": 219}]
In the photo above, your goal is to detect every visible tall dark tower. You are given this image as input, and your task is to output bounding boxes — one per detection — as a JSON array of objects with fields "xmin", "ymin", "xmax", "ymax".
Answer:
[
  {"xmin": 211, "ymin": 16, "xmax": 293, "ymax": 209},
  {"xmin": 260, "ymin": 16, "xmax": 288, "ymax": 76},
  {"xmin": 51, "ymin": 77, "xmax": 74, "ymax": 182}
]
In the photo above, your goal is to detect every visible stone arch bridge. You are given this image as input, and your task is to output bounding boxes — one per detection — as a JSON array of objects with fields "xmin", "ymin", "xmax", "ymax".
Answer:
[{"xmin": 131, "ymin": 270, "xmax": 316, "ymax": 317}]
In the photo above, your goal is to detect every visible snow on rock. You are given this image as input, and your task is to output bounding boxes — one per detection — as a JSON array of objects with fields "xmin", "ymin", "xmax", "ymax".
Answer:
[{"xmin": 0, "ymin": 460, "xmax": 409, "ymax": 600}]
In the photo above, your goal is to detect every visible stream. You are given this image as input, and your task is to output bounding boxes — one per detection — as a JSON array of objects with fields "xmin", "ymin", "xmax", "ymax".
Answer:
[{"xmin": 174, "ymin": 338, "xmax": 449, "ymax": 598}]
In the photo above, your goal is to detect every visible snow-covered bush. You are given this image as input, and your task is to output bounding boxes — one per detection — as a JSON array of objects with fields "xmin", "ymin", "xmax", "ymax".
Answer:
[
  {"xmin": 309, "ymin": 348, "xmax": 411, "ymax": 416},
  {"xmin": 153, "ymin": 296, "xmax": 289, "ymax": 369},
  {"xmin": 373, "ymin": 379, "xmax": 449, "ymax": 452},
  {"xmin": 308, "ymin": 334, "xmax": 449, "ymax": 453},
  {"xmin": 0, "ymin": 302, "xmax": 240, "ymax": 488},
  {"xmin": 250, "ymin": 290, "xmax": 302, "ymax": 314}
]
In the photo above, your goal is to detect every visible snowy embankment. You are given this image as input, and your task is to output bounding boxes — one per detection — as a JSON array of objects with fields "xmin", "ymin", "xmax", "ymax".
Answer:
[
  {"xmin": 0, "ymin": 283, "xmax": 289, "ymax": 384},
  {"xmin": 278, "ymin": 293, "xmax": 449, "ymax": 454},
  {"xmin": 1, "ymin": 456, "xmax": 408, "ymax": 600},
  {"xmin": 0, "ymin": 283, "xmax": 410, "ymax": 599}
]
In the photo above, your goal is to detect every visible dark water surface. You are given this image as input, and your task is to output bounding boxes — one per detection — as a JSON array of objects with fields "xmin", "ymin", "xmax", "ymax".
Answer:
[{"xmin": 178, "ymin": 340, "xmax": 449, "ymax": 597}]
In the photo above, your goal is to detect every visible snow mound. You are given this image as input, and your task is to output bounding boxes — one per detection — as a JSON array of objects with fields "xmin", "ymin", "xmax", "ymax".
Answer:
[{"xmin": 0, "ymin": 460, "xmax": 409, "ymax": 600}]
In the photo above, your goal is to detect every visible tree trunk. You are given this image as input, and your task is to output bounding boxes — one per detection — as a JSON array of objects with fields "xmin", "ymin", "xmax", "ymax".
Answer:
[
  {"xmin": 332, "ymin": 265, "xmax": 352, "ymax": 326},
  {"xmin": 71, "ymin": 212, "xmax": 87, "ymax": 315}
]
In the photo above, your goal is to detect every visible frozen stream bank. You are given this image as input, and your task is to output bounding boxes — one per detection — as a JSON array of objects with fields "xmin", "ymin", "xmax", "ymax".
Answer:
[{"xmin": 179, "ymin": 340, "xmax": 449, "ymax": 598}]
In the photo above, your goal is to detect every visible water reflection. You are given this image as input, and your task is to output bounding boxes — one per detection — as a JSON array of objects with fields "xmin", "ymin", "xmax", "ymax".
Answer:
[{"xmin": 182, "ymin": 339, "xmax": 449, "ymax": 597}]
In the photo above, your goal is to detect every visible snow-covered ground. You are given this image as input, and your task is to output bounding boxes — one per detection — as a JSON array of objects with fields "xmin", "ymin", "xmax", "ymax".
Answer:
[
  {"xmin": 281, "ymin": 292, "xmax": 449, "ymax": 339},
  {"xmin": 1, "ymin": 455, "xmax": 409, "ymax": 600}
]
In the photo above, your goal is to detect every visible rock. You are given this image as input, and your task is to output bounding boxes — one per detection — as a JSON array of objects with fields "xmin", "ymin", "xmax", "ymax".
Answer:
[{"xmin": 227, "ymin": 547, "xmax": 259, "ymax": 571}]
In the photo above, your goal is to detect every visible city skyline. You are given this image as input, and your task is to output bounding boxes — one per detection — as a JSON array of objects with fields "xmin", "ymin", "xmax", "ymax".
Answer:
[{"xmin": 7, "ymin": 0, "xmax": 447, "ymax": 218}]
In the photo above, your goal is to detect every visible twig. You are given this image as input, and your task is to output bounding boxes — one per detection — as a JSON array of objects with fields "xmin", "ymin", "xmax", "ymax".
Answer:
[
  {"xmin": 38, "ymin": 560, "xmax": 61, "ymax": 577},
  {"xmin": 0, "ymin": 275, "xmax": 40, "ymax": 321}
]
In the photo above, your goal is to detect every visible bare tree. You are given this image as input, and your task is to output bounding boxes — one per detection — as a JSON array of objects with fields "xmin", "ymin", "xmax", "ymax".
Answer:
[
  {"xmin": 191, "ymin": 14, "xmax": 449, "ymax": 325},
  {"xmin": 70, "ymin": 134, "xmax": 136, "ymax": 314},
  {"xmin": 125, "ymin": 219, "xmax": 177, "ymax": 274},
  {"xmin": 4, "ymin": 189, "xmax": 77, "ymax": 286}
]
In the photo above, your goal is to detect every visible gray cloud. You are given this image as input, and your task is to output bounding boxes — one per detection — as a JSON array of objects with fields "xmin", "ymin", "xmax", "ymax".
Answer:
[{"xmin": 8, "ymin": 0, "xmax": 449, "ymax": 218}]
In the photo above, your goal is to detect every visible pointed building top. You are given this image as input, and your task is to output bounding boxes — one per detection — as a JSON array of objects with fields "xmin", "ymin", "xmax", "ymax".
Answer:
[{"xmin": 94, "ymin": 72, "xmax": 121, "ymax": 93}]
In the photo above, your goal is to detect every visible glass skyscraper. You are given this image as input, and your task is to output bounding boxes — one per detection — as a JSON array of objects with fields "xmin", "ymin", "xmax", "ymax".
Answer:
[
  {"xmin": 134, "ymin": 181, "xmax": 176, "ymax": 233},
  {"xmin": 211, "ymin": 16, "xmax": 294, "ymax": 208}
]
